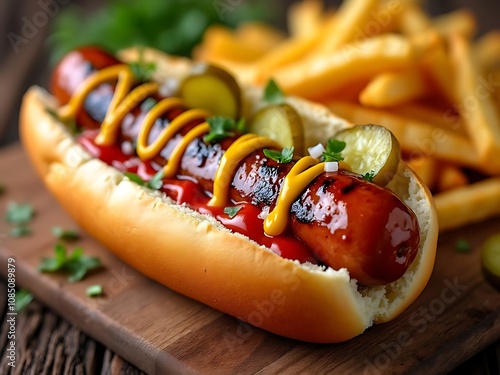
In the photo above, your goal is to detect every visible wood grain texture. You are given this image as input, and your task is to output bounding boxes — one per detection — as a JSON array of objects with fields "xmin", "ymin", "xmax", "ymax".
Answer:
[{"xmin": 0, "ymin": 144, "xmax": 499, "ymax": 375}]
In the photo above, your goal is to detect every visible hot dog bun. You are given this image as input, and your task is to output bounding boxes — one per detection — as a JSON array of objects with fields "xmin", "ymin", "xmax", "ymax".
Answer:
[{"xmin": 19, "ymin": 47, "xmax": 438, "ymax": 343}]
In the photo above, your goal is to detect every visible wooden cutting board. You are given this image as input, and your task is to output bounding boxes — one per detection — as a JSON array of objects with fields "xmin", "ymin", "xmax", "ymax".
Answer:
[{"xmin": 1, "ymin": 144, "xmax": 499, "ymax": 375}]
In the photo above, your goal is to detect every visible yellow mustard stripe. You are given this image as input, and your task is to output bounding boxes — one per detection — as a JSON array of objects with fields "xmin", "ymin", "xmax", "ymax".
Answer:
[
  {"xmin": 137, "ymin": 101, "xmax": 210, "ymax": 160},
  {"xmin": 264, "ymin": 157, "xmax": 325, "ymax": 236},
  {"xmin": 58, "ymin": 64, "xmax": 134, "ymax": 122},
  {"xmin": 96, "ymin": 82, "xmax": 159, "ymax": 146},
  {"xmin": 209, "ymin": 135, "xmax": 282, "ymax": 207},
  {"xmin": 162, "ymin": 123, "xmax": 211, "ymax": 178}
]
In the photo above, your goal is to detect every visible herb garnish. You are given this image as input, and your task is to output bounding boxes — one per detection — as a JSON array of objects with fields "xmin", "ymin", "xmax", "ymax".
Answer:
[
  {"xmin": 204, "ymin": 116, "xmax": 246, "ymax": 143},
  {"xmin": 124, "ymin": 170, "xmax": 164, "ymax": 190},
  {"xmin": 129, "ymin": 49, "xmax": 157, "ymax": 82},
  {"xmin": 455, "ymin": 239, "xmax": 471, "ymax": 253},
  {"xmin": 45, "ymin": 108, "xmax": 78, "ymax": 134},
  {"xmin": 140, "ymin": 97, "xmax": 158, "ymax": 112},
  {"xmin": 362, "ymin": 171, "xmax": 376, "ymax": 181},
  {"xmin": 10, "ymin": 226, "xmax": 32, "ymax": 238},
  {"xmin": 86, "ymin": 284, "xmax": 104, "ymax": 297},
  {"xmin": 263, "ymin": 147, "xmax": 294, "ymax": 164},
  {"xmin": 321, "ymin": 139, "xmax": 346, "ymax": 162},
  {"xmin": 38, "ymin": 243, "xmax": 103, "ymax": 283},
  {"xmin": 6, "ymin": 202, "xmax": 34, "ymax": 224},
  {"xmin": 264, "ymin": 79, "xmax": 284, "ymax": 104},
  {"xmin": 224, "ymin": 206, "xmax": 243, "ymax": 218},
  {"xmin": 52, "ymin": 226, "xmax": 80, "ymax": 242},
  {"xmin": 15, "ymin": 289, "xmax": 34, "ymax": 313}
]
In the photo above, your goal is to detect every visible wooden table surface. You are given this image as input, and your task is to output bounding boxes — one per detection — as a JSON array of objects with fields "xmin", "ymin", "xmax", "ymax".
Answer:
[{"xmin": 1, "ymin": 1, "xmax": 500, "ymax": 374}]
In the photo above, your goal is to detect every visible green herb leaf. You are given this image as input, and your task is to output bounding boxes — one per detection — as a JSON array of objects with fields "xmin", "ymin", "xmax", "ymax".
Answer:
[
  {"xmin": 204, "ymin": 116, "xmax": 240, "ymax": 143},
  {"xmin": 52, "ymin": 226, "xmax": 80, "ymax": 242},
  {"xmin": 264, "ymin": 79, "xmax": 284, "ymax": 104},
  {"xmin": 86, "ymin": 284, "xmax": 104, "ymax": 297},
  {"xmin": 224, "ymin": 206, "xmax": 243, "ymax": 218},
  {"xmin": 147, "ymin": 170, "xmax": 165, "ymax": 190},
  {"xmin": 455, "ymin": 239, "xmax": 471, "ymax": 253},
  {"xmin": 10, "ymin": 226, "xmax": 32, "ymax": 238},
  {"xmin": 38, "ymin": 243, "xmax": 103, "ymax": 282},
  {"xmin": 263, "ymin": 147, "xmax": 294, "ymax": 164},
  {"xmin": 362, "ymin": 171, "xmax": 376, "ymax": 181},
  {"xmin": 6, "ymin": 202, "xmax": 34, "ymax": 225},
  {"xmin": 124, "ymin": 172, "xmax": 146, "ymax": 186},
  {"xmin": 45, "ymin": 108, "xmax": 79, "ymax": 134},
  {"xmin": 15, "ymin": 289, "xmax": 34, "ymax": 313},
  {"xmin": 129, "ymin": 60, "xmax": 157, "ymax": 82},
  {"xmin": 321, "ymin": 139, "xmax": 346, "ymax": 162}
]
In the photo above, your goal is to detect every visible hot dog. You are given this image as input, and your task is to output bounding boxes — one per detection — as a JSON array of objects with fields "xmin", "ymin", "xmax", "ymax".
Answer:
[{"xmin": 20, "ymin": 46, "xmax": 438, "ymax": 343}]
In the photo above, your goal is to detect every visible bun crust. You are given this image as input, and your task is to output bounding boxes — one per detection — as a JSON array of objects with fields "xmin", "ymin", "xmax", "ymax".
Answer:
[{"xmin": 20, "ymin": 48, "xmax": 438, "ymax": 343}]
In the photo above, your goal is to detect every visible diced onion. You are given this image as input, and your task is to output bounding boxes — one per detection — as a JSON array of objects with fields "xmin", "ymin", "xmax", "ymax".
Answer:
[
  {"xmin": 159, "ymin": 78, "xmax": 179, "ymax": 97},
  {"xmin": 308, "ymin": 143, "xmax": 325, "ymax": 159},
  {"xmin": 324, "ymin": 161, "xmax": 339, "ymax": 172},
  {"xmin": 121, "ymin": 141, "xmax": 135, "ymax": 156}
]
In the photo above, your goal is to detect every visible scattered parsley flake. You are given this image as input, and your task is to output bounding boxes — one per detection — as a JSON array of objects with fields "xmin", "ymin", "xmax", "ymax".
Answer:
[
  {"xmin": 321, "ymin": 139, "xmax": 346, "ymax": 162},
  {"xmin": 147, "ymin": 170, "xmax": 165, "ymax": 190},
  {"xmin": 263, "ymin": 147, "xmax": 294, "ymax": 164},
  {"xmin": 204, "ymin": 116, "xmax": 244, "ymax": 143},
  {"xmin": 52, "ymin": 226, "xmax": 80, "ymax": 242},
  {"xmin": 455, "ymin": 239, "xmax": 471, "ymax": 253},
  {"xmin": 124, "ymin": 172, "xmax": 146, "ymax": 186},
  {"xmin": 86, "ymin": 284, "xmax": 104, "ymax": 297},
  {"xmin": 128, "ymin": 49, "xmax": 156, "ymax": 82},
  {"xmin": 141, "ymin": 97, "xmax": 158, "ymax": 112},
  {"xmin": 224, "ymin": 206, "xmax": 243, "ymax": 218},
  {"xmin": 15, "ymin": 289, "xmax": 34, "ymax": 313},
  {"xmin": 10, "ymin": 226, "xmax": 32, "ymax": 238},
  {"xmin": 362, "ymin": 171, "xmax": 376, "ymax": 181},
  {"xmin": 264, "ymin": 79, "xmax": 284, "ymax": 104},
  {"xmin": 38, "ymin": 243, "xmax": 103, "ymax": 283},
  {"xmin": 6, "ymin": 202, "xmax": 34, "ymax": 225}
]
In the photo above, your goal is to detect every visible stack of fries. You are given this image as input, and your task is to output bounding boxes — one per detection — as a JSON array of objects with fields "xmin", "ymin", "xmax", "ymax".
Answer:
[{"xmin": 194, "ymin": 0, "xmax": 500, "ymax": 232}]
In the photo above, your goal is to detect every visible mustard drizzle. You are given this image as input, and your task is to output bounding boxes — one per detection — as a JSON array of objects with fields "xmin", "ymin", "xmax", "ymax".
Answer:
[{"xmin": 58, "ymin": 64, "xmax": 335, "ymax": 237}]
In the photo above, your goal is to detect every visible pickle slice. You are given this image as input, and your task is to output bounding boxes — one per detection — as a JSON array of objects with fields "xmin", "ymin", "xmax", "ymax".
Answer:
[
  {"xmin": 179, "ymin": 64, "xmax": 241, "ymax": 119},
  {"xmin": 481, "ymin": 234, "xmax": 500, "ymax": 291},
  {"xmin": 333, "ymin": 124, "xmax": 400, "ymax": 185},
  {"xmin": 249, "ymin": 104, "xmax": 305, "ymax": 155}
]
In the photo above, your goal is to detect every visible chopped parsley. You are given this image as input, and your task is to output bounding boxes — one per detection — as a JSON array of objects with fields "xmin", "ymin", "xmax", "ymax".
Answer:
[
  {"xmin": 263, "ymin": 147, "xmax": 294, "ymax": 164},
  {"xmin": 86, "ymin": 284, "xmax": 104, "ymax": 297},
  {"xmin": 224, "ymin": 206, "xmax": 243, "ymax": 218},
  {"xmin": 10, "ymin": 226, "xmax": 32, "ymax": 238},
  {"xmin": 204, "ymin": 116, "xmax": 246, "ymax": 143},
  {"xmin": 124, "ymin": 170, "xmax": 164, "ymax": 190},
  {"xmin": 6, "ymin": 202, "xmax": 34, "ymax": 224},
  {"xmin": 140, "ymin": 97, "xmax": 158, "ymax": 112},
  {"xmin": 455, "ymin": 239, "xmax": 471, "ymax": 253},
  {"xmin": 128, "ymin": 49, "xmax": 157, "ymax": 82},
  {"xmin": 38, "ymin": 243, "xmax": 103, "ymax": 283},
  {"xmin": 362, "ymin": 171, "xmax": 376, "ymax": 181},
  {"xmin": 52, "ymin": 226, "xmax": 80, "ymax": 242},
  {"xmin": 264, "ymin": 79, "xmax": 284, "ymax": 104},
  {"xmin": 321, "ymin": 139, "xmax": 346, "ymax": 162},
  {"xmin": 45, "ymin": 107, "xmax": 78, "ymax": 134},
  {"xmin": 15, "ymin": 289, "xmax": 34, "ymax": 313}
]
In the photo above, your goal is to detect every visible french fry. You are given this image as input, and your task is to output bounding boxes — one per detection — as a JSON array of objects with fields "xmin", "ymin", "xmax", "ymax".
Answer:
[
  {"xmin": 275, "ymin": 34, "xmax": 414, "ymax": 99},
  {"xmin": 287, "ymin": 0, "xmax": 324, "ymax": 38},
  {"xmin": 313, "ymin": 0, "xmax": 379, "ymax": 54},
  {"xmin": 327, "ymin": 101, "xmax": 493, "ymax": 173},
  {"xmin": 398, "ymin": 1, "xmax": 431, "ymax": 35},
  {"xmin": 432, "ymin": 9, "xmax": 476, "ymax": 38},
  {"xmin": 419, "ymin": 43, "xmax": 455, "ymax": 105},
  {"xmin": 236, "ymin": 23, "xmax": 285, "ymax": 52},
  {"xmin": 359, "ymin": 70, "xmax": 428, "ymax": 108},
  {"xmin": 473, "ymin": 30, "xmax": 500, "ymax": 73},
  {"xmin": 448, "ymin": 33, "xmax": 500, "ymax": 165},
  {"xmin": 436, "ymin": 164, "xmax": 469, "ymax": 193},
  {"xmin": 390, "ymin": 104, "xmax": 465, "ymax": 134},
  {"xmin": 435, "ymin": 177, "xmax": 500, "ymax": 232},
  {"xmin": 407, "ymin": 156, "xmax": 439, "ymax": 191}
]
